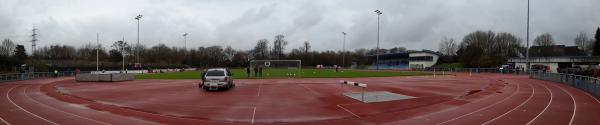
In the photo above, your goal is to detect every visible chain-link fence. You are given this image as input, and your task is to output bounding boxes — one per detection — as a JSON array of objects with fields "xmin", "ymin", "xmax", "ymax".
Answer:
[
  {"xmin": 416, "ymin": 68, "xmax": 599, "ymax": 99},
  {"xmin": 530, "ymin": 71, "xmax": 600, "ymax": 100},
  {"xmin": 0, "ymin": 71, "xmax": 81, "ymax": 83},
  {"xmin": 416, "ymin": 68, "xmax": 530, "ymax": 75}
]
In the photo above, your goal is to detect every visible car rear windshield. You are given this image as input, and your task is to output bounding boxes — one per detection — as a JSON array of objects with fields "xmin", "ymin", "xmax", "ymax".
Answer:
[{"xmin": 206, "ymin": 70, "xmax": 225, "ymax": 76}]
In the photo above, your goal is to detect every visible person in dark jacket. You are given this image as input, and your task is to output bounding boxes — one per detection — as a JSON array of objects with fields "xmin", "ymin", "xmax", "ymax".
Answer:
[
  {"xmin": 254, "ymin": 66, "xmax": 259, "ymax": 77},
  {"xmin": 246, "ymin": 67, "xmax": 251, "ymax": 78},
  {"xmin": 259, "ymin": 66, "xmax": 263, "ymax": 77}
]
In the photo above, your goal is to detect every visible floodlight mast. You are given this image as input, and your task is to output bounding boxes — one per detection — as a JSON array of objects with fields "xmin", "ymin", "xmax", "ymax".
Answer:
[
  {"xmin": 135, "ymin": 14, "xmax": 143, "ymax": 66},
  {"xmin": 342, "ymin": 32, "xmax": 347, "ymax": 67},
  {"xmin": 183, "ymin": 33, "xmax": 188, "ymax": 50},
  {"xmin": 96, "ymin": 33, "xmax": 99, "ymax": 72},
  {"xmin": 374, "ymin": 10, "xmax": 382, "ymax": 70},
  {"xmin": 525, "ymin": 0, "xmax": 530, "ymax": 72}
]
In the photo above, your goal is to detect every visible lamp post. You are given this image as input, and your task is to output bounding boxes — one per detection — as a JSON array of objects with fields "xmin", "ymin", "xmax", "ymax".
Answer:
[
  {"xmin": 134, "ymin": 14, "xmax": 143, "ymax": 65},
  {"xmin": 526, "ymin": 0, "xmax": 530, "ymax": 72},
  {"xmin": 183, "ymin": 33, "xmax": 188, "ymax": 50},
  {"xmin": 374, "ymin": 10, "xmax": 382, "ymax": 70},
  {"xmin": 341, "ymin": 32, "xmax": 347, "ymax": 67}
]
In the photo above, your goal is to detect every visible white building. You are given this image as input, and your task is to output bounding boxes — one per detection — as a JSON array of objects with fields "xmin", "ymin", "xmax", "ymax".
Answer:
[{"xmin": 408, "ymin": 50, "xmax": 440, "ymax": 69}]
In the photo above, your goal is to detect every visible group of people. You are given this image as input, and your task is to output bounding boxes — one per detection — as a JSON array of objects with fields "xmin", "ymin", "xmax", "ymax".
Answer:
[{"xmin": 246, "ymin": 66, "xmax": 264, "ymax": 78}]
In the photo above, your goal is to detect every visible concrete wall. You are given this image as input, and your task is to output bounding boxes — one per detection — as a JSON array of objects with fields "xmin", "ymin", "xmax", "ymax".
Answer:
[
  {"xmin": 409, "ymin": 52, "xmax": 439, "ymax": 69},
  {"xmin": 76, "ymin": 73, "xmax": 135, "ymax": 82}
]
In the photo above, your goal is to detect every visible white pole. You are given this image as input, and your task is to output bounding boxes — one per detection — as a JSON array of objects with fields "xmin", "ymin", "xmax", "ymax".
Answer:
[
  {"xmin": 96, "ymin": 33, "xmax": 99, "ymax": 72},
  {"xmin": 122, "ymin": 37, "xmax": 125, "ymax": 73},
  {"xmin": 361, "ymin": 87, "xmax": 365, "ymax": 102}
]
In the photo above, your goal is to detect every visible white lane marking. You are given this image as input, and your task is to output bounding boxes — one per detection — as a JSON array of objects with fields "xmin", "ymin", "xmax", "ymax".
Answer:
[
  {"xmin": 436, "ymin": 82, "xmax": 521, "ymax": 125},
  {"xmin": 24, "ymin": 85, "xmax": 111, "ymax": 125},
  {"xmin": 257, "ymin": 83, "xmax": 262, "ymax": 96},
  {"xmin": 483, "ymin": 82, "xmax": 535, "ymax": 125},
  {"xmin": 527, "ymin": 82, "xmax": 554, "ymax": 125},
  {"xmin": 582, "ymin": 91, "xmax": 600, "ymax": 104},
  {"xmin": 6, "ymin": 86, "xmax": 58, "ymax": 125},
  {"xmin": 390, "ymin": 78, "xmax": 514, "ymax": 123},
  {"xmin": 337, "ymin": 104, "xmax": 360, "ymax": 118},
  {"xmin": 297, "ymin": 84, "xmax": 319, "ymax": 96},
  {"xmin": 549, "ymin": 83, "xmax": 576, "ymax": 125},
  {"xmin": 251, "ymin": 107, "xmax": 256, "ymax": 124},
  {"xmin": 0, "ymin": 116, "xmax": 10, "ymax": 125}
]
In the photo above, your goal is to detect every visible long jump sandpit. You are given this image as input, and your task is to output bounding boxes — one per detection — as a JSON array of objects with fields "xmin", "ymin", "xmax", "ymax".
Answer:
[{"xmin": 1, "ymin": 73, "xmax": 599, "ymax": 125}]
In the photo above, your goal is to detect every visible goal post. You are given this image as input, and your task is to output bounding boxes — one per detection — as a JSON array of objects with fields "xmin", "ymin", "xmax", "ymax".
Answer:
[{"xmin": 249, "ymin": 60, "xmax": 302, "ymax": 77}]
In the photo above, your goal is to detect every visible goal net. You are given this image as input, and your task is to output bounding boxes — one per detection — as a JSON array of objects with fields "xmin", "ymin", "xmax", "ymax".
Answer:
[{"xmin": 249, "ymin": 60, "xmax": 302, "ymax": 77}]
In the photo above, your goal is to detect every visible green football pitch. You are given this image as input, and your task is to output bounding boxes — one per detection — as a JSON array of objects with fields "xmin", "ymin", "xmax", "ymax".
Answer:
[{"xmin": 135, "ymin": 68, "xmax": 431, "ymax": 79}]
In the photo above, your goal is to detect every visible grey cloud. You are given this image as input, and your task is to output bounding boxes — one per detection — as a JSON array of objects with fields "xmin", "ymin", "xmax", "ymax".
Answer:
[{"xmin": 0, "ymin": 0, "xmax": 599, "ymax": 53}]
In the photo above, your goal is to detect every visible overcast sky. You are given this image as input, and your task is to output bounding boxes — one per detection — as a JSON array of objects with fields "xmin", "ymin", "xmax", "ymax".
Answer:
[{"xmin": 1, "ymin": 0, "xmax": 599, "ymax": 53}]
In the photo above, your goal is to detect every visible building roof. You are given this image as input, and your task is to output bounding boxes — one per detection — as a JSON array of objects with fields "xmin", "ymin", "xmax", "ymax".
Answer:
[{"xmin": 529, "ymin": 45, "xmax": 586, "ymax": 57}]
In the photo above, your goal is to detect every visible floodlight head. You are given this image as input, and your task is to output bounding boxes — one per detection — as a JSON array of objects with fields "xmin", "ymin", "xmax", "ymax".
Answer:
[
  {"xmin": 183, "ymin": 33, "xmax": 188, "ymax": 36},
  {"xmin": 374, "ymin": 10, "xmax": 382, "ymax": 15},
  {"xmin": 135, "ymin": 14, "xmax": 143, "ymax": 20},
  {"xmin": 342, "ymin": 32, "xmax": 346, "ymax": 35}
]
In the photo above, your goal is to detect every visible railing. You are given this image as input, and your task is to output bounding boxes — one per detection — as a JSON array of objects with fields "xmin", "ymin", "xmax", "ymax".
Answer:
[
  {"xmin": 416, "ymin": 68, "xmax": 530, "ymax": 75},
  {"xmin": 530, "ymin": 71, "xmax": 600, "ymax": 99},
  {"xmin": 417, "ymin": 68, "xmax": 599, "ymax": 99},
  {"xmin": 0, "ymin": 71, "xmax": 81, "ymax": 83}
]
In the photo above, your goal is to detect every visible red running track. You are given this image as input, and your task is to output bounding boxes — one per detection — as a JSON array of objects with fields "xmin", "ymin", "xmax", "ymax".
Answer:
[{"xmin": 0, "ymin": 73, "xmax": 598, "ymax": 125}]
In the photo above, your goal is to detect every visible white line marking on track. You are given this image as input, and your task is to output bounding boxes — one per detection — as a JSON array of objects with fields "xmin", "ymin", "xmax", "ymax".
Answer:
[
  {"xmin": 549, "ymin": 83, "xmax": 576, "ymax": 125},
  {"xmin": 582, "ymin": 91, "xmax": 600, "ymax": 104},
  {"xmin": 337, "ymin": 104, "xmax": 360, "ymax": 118},
  {"xmin": 437, "ymin": 82, "xmax": 521, "ymax": 125},
  {"xmin": 257, "ymin": 83, "xmax": 262, "ymax": 97},
  {"xmin": 483, "ymin": 82, "xmax": 535, "ymax": 125},
  {"xmin": 297, "ymin": 84, "xmax": 319, "ymax": 96},
  {"xmin": 0, "ymin": 116, "xmax": 10, "ymax": 125},
  {"xmin": 527, "ymin": 82, "xmax": 554, "ymax": 125},
  {"xmin": 24, "ymin": 85, "xmax": 112, "ymax": 125},
  {"xmin": 6, "ymin": 86, "xmax": 58, "ymax": 125},
  {"xmin": 251, "ymin": 107, "xmax": 256, "ymax": 124}
]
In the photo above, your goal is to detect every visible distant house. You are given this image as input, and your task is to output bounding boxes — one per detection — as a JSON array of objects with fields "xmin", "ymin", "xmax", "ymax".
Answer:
[
  {"xmin": 529, "ymin": 45, "xmax": 586, "ymax": 57},
  {"xmin": 508, "ymin": 45, "xmax": 598, "ymax": 73}
]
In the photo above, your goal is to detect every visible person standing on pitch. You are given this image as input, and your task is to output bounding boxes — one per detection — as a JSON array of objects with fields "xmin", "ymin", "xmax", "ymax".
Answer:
[
  {"xmin": 246, "ymin": 66, "xmax": 251, "ymax": 78},
  {"xmin": 253, "ymin": 66, "xmax": 259, "ymax": 77},
  {"xmin": 259, "ymin": 66, "xmax": 263, "ymax": 77}
]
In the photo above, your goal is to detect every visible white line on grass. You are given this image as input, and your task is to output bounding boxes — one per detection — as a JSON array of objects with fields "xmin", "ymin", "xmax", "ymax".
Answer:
[
  {"xmin": 483, "ymin": 82, "xmax": 535, "ymax": 125},
  {"xmin": 526, "ymin": 82, "xmax": 554, "ymax": 125},
  {"xmin": 6, "ymin": 86, "xmax": 58, "ymax": 125},
  {"xmin": 24, "ymin": 85, "xmax": 111, "ymax": 125},
  {"xmin": 436, "ymin": 82, "xmax": 521, "ymax": 125}
]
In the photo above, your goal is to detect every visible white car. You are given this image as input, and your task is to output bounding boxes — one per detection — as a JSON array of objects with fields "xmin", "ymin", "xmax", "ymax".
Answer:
[{"xmin": 199, "ymin": 68, "xmax": 235, "ymax": 91}]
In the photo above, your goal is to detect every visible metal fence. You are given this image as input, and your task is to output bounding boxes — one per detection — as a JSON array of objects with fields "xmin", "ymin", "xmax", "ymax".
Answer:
[
  {"xmin": 530, "ymin": 71, "xmax": 600, "ymax": 99},
  {"xmin": 0, "ymin": 71, "xmax": 81, "ymax": 83},
  {"xmin": 417, "ymin": 68, "xmax": 599, "ymax": 99},
  {"xmin": 416, "ymin": 68, "xmax": 529, "ymax": 75}
]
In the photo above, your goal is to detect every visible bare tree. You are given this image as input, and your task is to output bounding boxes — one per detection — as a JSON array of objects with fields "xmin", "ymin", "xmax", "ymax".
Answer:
[
  {"xmin": 574, "ymin": 32, "xmax": 592, "ymax": 55},
  {"xmin": 253, "ymin": 39, "xmax": 269, "ymax": 60},
  {"xmin": 493, "ymin": 32, "xmax": 522, "ymax": 57},
  {"xmin": 271, "ymin": 34, "xmax": 288, "ymax": 59},
  {"xmin": 533, "ymin": 33, "xmax": 556, "ymax": 46},
  {"xmin": 438, "ymin": 37, "xmax": 457, "ymax": 56},
  {"xmin": 302, "ymin": 41, "xmax": 311, "ymax": 54},
  {"xmin": 0, "ymin": 39, "xmax": 15, "ymax": 56}
]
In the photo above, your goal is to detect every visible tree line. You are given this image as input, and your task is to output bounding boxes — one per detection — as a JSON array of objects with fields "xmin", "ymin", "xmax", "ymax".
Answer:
[
  {"xmin": 438, "ymin": 27, "xmax": 600, "ymax": 68},
  {"xmin": 2, "ymin": 28, "xmax": 600, "ymax": 72}
]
